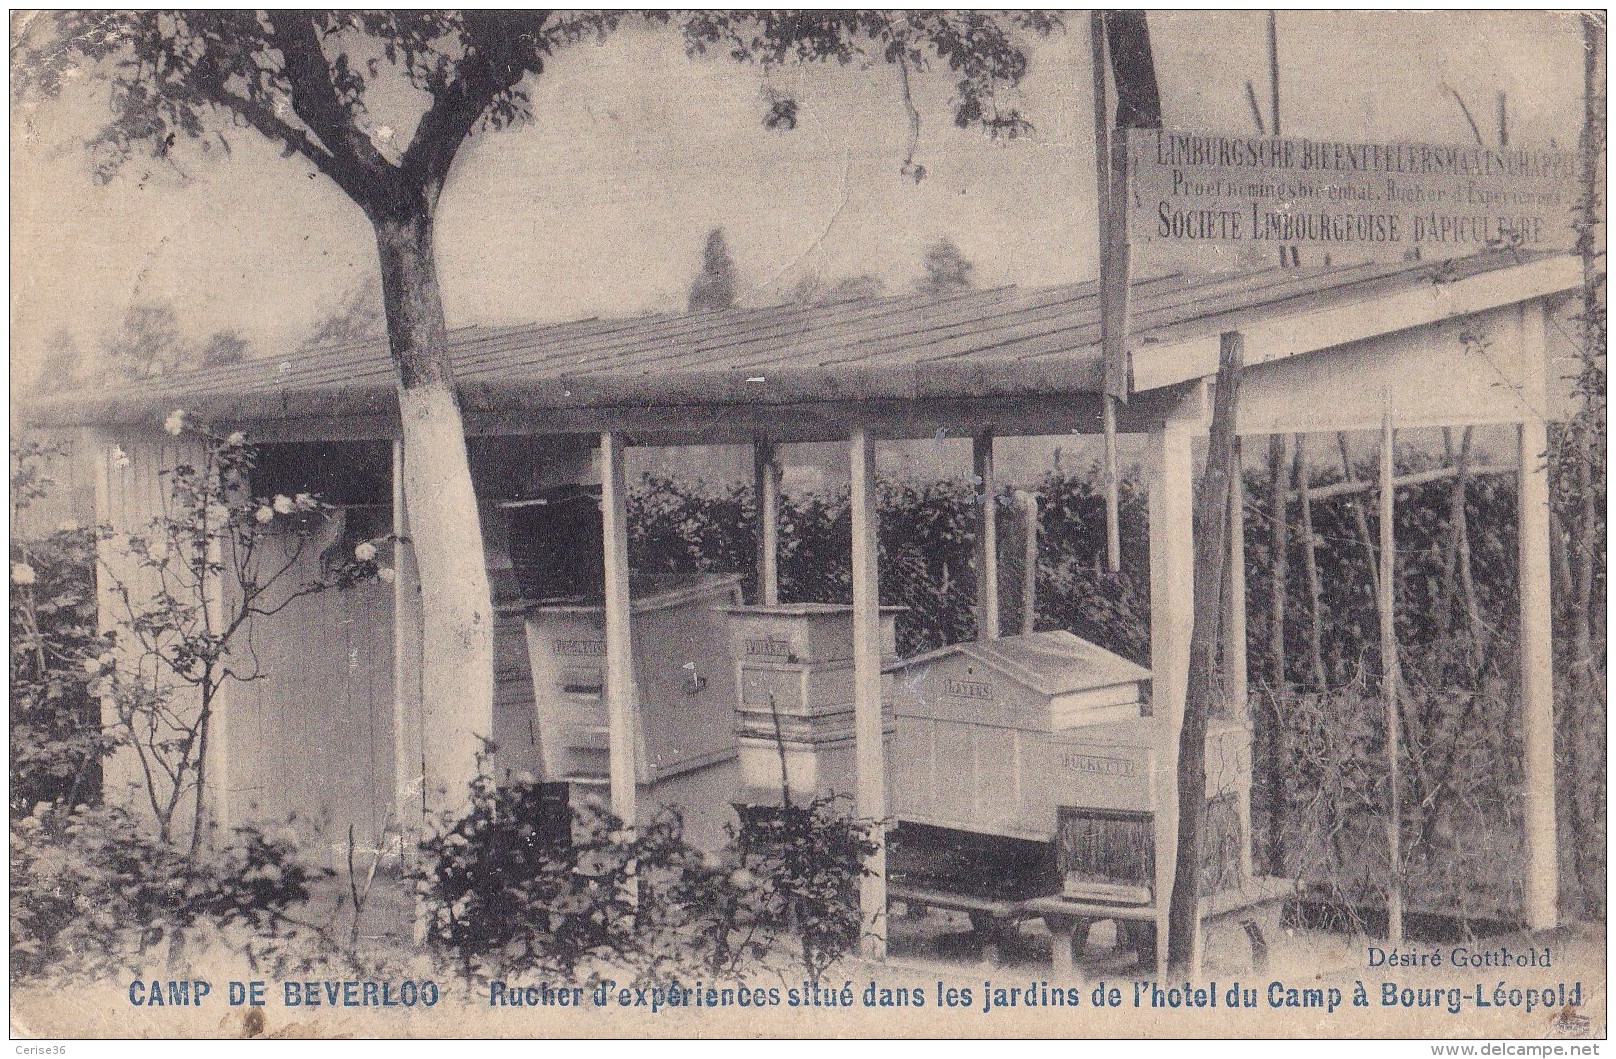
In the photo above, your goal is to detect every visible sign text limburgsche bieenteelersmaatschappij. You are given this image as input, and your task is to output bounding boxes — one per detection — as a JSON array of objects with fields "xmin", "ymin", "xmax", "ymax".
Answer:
[{"xmin": 1132, "ymin": 130, "xmax": 1579, "ymax": 255}]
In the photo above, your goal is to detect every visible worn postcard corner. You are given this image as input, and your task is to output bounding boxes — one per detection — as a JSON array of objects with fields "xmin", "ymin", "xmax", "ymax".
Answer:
[{"xmin": 8, "ymin": 9, "xmax": 1607, "ymax": 1044}]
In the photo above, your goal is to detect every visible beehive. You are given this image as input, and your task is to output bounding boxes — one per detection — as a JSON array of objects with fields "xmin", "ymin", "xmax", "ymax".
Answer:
[
  {"xmin": 724, "ymin": 603, "xmax": 901, "ymax": 804},
  {"xmin": 524, "ymin": 574, "xmax": 744, "ymax": 783},
  {"xmin": 886, "ymin": 631, "xmax": 1250, "ymax": 901}
]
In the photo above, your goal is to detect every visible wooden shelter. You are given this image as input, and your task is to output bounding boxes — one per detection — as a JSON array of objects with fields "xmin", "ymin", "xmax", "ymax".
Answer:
[{"xmin": 26, "ymin": 249, "xmax": 1580, "ymax": 960}]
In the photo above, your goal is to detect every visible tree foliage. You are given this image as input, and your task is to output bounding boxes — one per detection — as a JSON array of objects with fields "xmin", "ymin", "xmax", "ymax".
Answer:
[
  {"xmin": 16, "ymin": 11, "xmax": 1057, "ymax": 216},
  {"xmin": 915, "ymin": 237, "xmax": 975, "ymax": 296},
  {"xmin": 688, "ymin": 227, "xmax": 739, "ymax": 312}
]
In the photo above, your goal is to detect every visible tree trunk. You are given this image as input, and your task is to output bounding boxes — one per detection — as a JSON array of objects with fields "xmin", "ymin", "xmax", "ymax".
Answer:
[
  {"xmin": 374, "ymin": 209, "xmax": 495, "ymax": 819},
  {"xmin": 1165, "ymin": 331, "xmax": 1243, "ymax": 978}
]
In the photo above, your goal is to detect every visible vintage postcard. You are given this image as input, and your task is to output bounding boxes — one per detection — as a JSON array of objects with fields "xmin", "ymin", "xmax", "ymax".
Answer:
[{"xmin": 7, "ymin": 8, "xmax": 1607, "ymax": 1043}]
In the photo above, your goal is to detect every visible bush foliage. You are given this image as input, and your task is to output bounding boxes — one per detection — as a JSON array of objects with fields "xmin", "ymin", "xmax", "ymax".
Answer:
[{"xmin": 409, "ymin": 766, "xmax": 874, "ymax": 986}]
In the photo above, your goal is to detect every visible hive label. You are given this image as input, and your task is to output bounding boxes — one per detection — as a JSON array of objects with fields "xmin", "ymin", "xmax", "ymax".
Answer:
[
  {"xmin": 744, "ymin": 637, "xmax": 792, "ymax": 658},
  {"xmin": 942, "ymin": 677, "xmax": 993, "ymax": 700},
  {"xmin": 553, "ymin": 638, "xmax": 606, "ymax": 657},
  {"xmin": 1061, "ymin": 752, "xmax": 1137, "ymax": 778}
]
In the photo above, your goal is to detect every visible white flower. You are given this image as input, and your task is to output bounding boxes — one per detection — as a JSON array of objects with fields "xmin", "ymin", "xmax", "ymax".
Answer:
[
  {"xmin": 376, "ymin": 567, "xmax": 396, "ymax": 584},
  {"xmin": 272, "ymin": 494, "xmax": 294, "ymax": 515},
  {"xmin": 254, "ymin": 505, "xmax": 274, "ymax": 524},
  {"xmin": 224, "ymin": 431, "xmax": 247, "ymax": 447},
  {"xmin": 82, "ymin": 656, "xmax": 102, "ymax": 674},
  {"xmin": 163, "ymin": 410, "xmax": 186, "ymax": 436},
  {"xmin": 354, "ymin": 541, "xmax": 378, "ymax": 563},
  {"xmin": 11, "ymin": 563, "xmax": 36, "ymax": 585},
  {"xmin": 294, "ymin": 492, "xmax": 317, "ymax": 512},
  {"xmin": 112, "ymin": 446, "xmax": 130, "ymax": 469}
]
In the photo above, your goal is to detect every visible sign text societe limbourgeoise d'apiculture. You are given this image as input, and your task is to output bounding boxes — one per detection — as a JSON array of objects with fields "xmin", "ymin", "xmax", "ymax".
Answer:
[{"xmin": 1131, "ymin": 130, "xmax": 1579, "ymax": 254}]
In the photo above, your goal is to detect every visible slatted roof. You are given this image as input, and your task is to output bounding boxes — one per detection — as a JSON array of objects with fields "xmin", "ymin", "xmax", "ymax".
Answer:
[{"xmin": 24, "ymin": 249, "xmax": 1575, "ymax": 440}]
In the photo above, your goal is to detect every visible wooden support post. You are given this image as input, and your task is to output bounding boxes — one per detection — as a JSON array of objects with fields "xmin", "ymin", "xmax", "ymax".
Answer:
[
  {"xmin": 1019, "ymin": 489, "xmax": 1039, "ymax": 635},
  {"xmin": 600, "ymin": 432, "xmax": 640, "ymax": 827},
  {"xmin": 1166, "ymin": 331, "xmax": 1244, "ymax": 979},
  {"xmin": 1518, "ymin": 296, "xmax": 1558, "ymax": 930},
  {"xmin": 1378, "ymin": 405, "xmax": 1403, "ymax": 944},
  {"xmin": 1225, "ymin": 437, "xmax": 1248, "ymax": 715},
  {"xmin": 1090, "ymin": 11, "xmax": 1126, "ymax": 575},
  {"xmin": 850, "ymin": 428, "xmax": 887, "ymax": 959},
  {"xmin": 1225, "ymin": 436, "xmax": 1252, "ymax": 879},
  {"xmin": 392, "ymin": 440, "xmax": 426, "ymax": 844},
  {"xmin": 754, "ymin": 438, "xmax": 781, "ymax": 605},
  {"xmin": 1103, "ymin": 398, "xmax": 1123, "ymax": 574},
  {"xmin": 974, "ymin": 430, "xmax": 1000, "ymax": 640},
  {"xmin": 1147, "ymin": 415, "xmax": 1196, "ymax": 975},
  {"xmin": 1519, "ymin": 419, "xmax": 1558, "ymax": 930}
]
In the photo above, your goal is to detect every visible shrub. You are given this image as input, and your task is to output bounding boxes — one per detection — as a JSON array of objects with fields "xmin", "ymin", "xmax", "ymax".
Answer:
[
  {"xmin": 10, "ymin": 443, "xmax": 113, "ymax": 816},
  {"xmin": 10, "ymin": 801, "xmax": 328, "ymax": 981},
  {"xmin": 411, "ymin": 772, "xmax": 651, "ymax": 982},
  {"xmin": 728, "ymin": 798, "xmax": 879, "ymax": 985},
  {"xmin": 411, "ymin": 766, "xmax": 875, "ymax": 986}
]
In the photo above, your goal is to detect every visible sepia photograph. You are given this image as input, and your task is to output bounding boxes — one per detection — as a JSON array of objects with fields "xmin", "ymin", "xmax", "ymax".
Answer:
[{"xmin": 7, "ymin": 7, "xmax": 1607, "ymax": 1043}]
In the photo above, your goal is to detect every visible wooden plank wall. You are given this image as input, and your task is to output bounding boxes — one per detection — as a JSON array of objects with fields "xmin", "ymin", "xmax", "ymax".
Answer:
[{"xmin": 225, "ymin": 517, "xmax": 397, "ymax": 866}]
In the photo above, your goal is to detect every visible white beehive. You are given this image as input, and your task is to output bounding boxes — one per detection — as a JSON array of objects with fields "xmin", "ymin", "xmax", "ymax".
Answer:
[{"xmin": 724, "ymin": 603, "xmax": 902, "ymax": 804}]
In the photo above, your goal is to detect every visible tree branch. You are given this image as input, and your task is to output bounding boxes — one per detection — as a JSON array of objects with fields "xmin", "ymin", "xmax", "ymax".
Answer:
[
  {"xmin": 264, "ymin": 11, "xmax": 395, "ymax": 202},
  {"xmin": 400, "ymin": 11, "xmax": 552, "ymax": 198}
]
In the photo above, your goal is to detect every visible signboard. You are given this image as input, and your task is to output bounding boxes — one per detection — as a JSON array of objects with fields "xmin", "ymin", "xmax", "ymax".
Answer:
[{"xmin": 1130, "ymin": 129, "xmax": 1579, "ymax": 258}]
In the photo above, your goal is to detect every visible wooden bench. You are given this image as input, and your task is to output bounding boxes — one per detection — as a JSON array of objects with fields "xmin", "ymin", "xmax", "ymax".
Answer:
[
  {"xmin": 1021, "ymin": 876, "xmax": 1295, "ymax": 978},
  {"xmin": 889, "ymin": 884, "xmax": 1033, "ymax": 966}
]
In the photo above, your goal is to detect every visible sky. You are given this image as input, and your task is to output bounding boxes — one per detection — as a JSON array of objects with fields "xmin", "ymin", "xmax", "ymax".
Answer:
[{"xmin": 8, "ymin": 11, "xmax": 1589, "ymax": 386}]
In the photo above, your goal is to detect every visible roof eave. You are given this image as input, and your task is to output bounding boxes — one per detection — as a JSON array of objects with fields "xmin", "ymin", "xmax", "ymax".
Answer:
[{"xmin": 1129, "ymin": 253, "xmax": 1581, "ymax": 392}]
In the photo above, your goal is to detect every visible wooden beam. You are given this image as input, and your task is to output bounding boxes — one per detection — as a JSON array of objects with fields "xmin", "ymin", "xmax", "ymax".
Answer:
[
  {"xmin": 1379, "ymin": 404, "xmax": 1404, "ymax": 944},
  {"xmin": 1519, "ymin": 426, "xmax": 1558, "ymax": 929},
  {"xmin": 850, "ymin": 427, "xmax": 887, "ymax": 959},
  {"xmin": 753, "ymin": 438, "xmax": 781, "ymax": 605},
  {"xmin": 392, "ymin": 440, "xmax": 426, "ymax": 844},
  {"xmin": 72, "ymin": 386, "xmax": 1214, "ymax": 450},
  {"xmin": 600, "ymin": 431, "xmax": 640, "ymax": 826},
  {"xmin": 1300, "ymin": 462, "xmax": 1515, "ymax": 503},
  {"xmin": 1147, "ymin": 416, "xmax": 1196, "ymax": 974},
  {"xmin": 973, "ymin": 430, "xmax": 1000, "ymax": 640}
]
